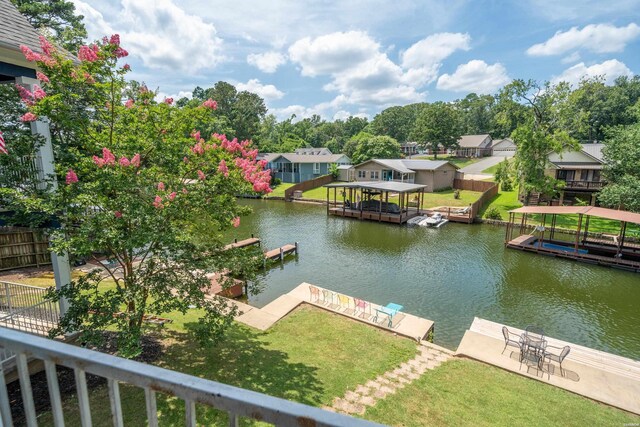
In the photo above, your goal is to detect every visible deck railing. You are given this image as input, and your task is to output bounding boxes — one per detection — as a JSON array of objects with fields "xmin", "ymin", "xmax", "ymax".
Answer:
[
  {"xmin": 0, "ymin": 327, "xmax": 383, "ymax": 427},
  {"xmin": 562, "ymin": 180, "xmax": 605, "ymax": 190},
  {"xmin": 0, "ymin": 281, "xmax": 59, "ymax": 337}
]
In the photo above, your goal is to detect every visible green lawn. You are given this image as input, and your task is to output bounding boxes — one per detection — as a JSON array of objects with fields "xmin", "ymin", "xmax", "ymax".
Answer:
[
  {"xmin": 313, "ymin": 187, "xmax": 482, "ymax": 208},
  {"xmin": 266, "ymin": 182, "xmax": 295, "ymax": 197},
  {"xmin": 36, "ymin": 305, "xmax": 417, "ymax": 426},
  {"xmin": 478, "ymin": 189, "xmax": 521, "ymax": 220},
  {"xmin": 364, "ymin": 359, "xmax": 639, "ymax": 427}
]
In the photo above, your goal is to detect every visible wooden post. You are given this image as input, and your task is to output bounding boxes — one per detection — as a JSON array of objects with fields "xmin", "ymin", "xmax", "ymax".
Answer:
[
  {"xmin": 538, "ymin": 214, "xmax": 546, "ymax": 251},
  {"xmin": 574, "ymin": 214, "xmax": 583, "ymax": 253},
  {"xmin": 280, "ymin": 247, "xmax": 284, "ymax": 262},
  {"xmin": 326, "ymin": 187, "xmax": 329, "ymax": 214},
  {"xmin": 295, "ymin": 241, "xmax": 299, "ymax": 255},
  {"xmin": 583, "ymin": 215, "xmax": 590, "ymax": 245},
  {"xmin": 616, "ymin": 222, "xmax": 627, "ymax": 258}
]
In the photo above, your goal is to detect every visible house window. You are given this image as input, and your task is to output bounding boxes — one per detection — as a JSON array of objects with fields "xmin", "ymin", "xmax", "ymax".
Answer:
[
  {"xmin": 358, "ymin": 170, "xmax": 367, "ymax": 178},
  {"xmin": 592, "ymin": 170, "xmax": 601, "ymax": 182},
  {"xmin": 370, "ymin": 171, "xmax": 379, "ymax": 179},
  {"xmin": 580, "ymin": 170, "xmax": 589, "ymax": 181},
  {"xmin": 313, "ymin": 162, "xmax": 320, "ymax": 174},
  {"xmin": 293, "ymin": 163, "xmax": 299, "ymax": 173}
]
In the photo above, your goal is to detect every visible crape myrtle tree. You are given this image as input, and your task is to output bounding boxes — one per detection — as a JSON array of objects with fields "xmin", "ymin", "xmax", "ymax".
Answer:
[{"xmin": 11, "ymin": 35, "xmax": 271, "ymax": 357}]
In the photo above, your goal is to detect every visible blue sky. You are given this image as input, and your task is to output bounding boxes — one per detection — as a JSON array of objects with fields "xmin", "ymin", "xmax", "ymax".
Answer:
[{"xmin": 72, "ymin": 0, "xmax": 640, "ymax": 121}]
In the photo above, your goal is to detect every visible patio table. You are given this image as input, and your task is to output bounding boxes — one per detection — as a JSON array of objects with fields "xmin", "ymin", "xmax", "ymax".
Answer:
[{"xmin": 373, "ymin": 303, "xmax": 403, "ymax": 327}]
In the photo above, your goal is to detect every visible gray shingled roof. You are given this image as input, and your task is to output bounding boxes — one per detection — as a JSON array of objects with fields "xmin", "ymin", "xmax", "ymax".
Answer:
[
  {"xmin": 581, "ymin": 143, "xmax": 604, "ymax": 163},
  {"xmin": 277, "ymin": 153, "xmax": 349, "ymax": 163},
  {"xmin": 458, "ymin": 134, "xmax": 491, "ymax": 148},
  {"xmin": 0, "ymin": 0, "xmax": 43, "ymax": 53},
  {"xmin": 356, "ymin": 159, "xmax": 456, "ymax": 173}
]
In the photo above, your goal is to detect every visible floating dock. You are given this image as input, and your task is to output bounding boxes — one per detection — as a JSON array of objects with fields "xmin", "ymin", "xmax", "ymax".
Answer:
[{"xmin": 224, "ymin": 236, "xmax": 261, "ymax": 250}]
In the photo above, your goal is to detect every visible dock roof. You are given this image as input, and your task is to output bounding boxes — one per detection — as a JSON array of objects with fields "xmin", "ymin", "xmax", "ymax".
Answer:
[
  {"xmin": 324, "ymin": 181, "xmax": 427, "ymax": 193},
  {"xmin": 510, "ymin": 205, "xmax": 640, "ymax": 225}
]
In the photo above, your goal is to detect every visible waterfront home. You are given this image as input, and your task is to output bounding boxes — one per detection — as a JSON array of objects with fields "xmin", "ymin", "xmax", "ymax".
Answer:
[
  {"xmin": 352, "ymin": 159, "xmax": 457, "ymax": 192},
  {"xmin": 269, "ymin": 153, "xmax": 351, "ymax": 183},
  {"xmin": 490, "ymin": 138, "xmax": 516, "ymax": 155},
  {"xmin": 294, "ymin": 147, "xmax": 333, "ymax": 155},
  {"xmin": 455, "ymin": 134, "xmax": 493, "ymax": 157},
  {"xmin": 400, "ymin": 142, "xmax": 419, "ymax": 156},
  {"xmin": 545, "ymin": 143, "xmax": 605, "ymax": 205}
]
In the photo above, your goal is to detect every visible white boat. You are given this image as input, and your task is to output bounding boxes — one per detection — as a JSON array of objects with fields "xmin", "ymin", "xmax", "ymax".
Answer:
[
  {"xmin": 407, "ymin": 215, "xmax": 427, "ymax": 226},
  {"xmin": 418, "ymin": 212, "xmax": 448, "ymax": 227}
]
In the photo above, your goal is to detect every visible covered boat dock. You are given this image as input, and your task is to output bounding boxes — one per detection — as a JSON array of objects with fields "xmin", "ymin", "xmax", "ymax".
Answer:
[
  {"xmin": 324, "ymin": 181, "xmax": 427, "ymax": 225},
  {"xmin": 505, "ymin": 206, "xmax": 640, "ymax": 272}
]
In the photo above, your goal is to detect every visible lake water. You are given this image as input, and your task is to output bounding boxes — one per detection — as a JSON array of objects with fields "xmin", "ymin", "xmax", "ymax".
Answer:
[{"xmin": 231, "ymin": 199, "xmax": 640, "ymax": 359}]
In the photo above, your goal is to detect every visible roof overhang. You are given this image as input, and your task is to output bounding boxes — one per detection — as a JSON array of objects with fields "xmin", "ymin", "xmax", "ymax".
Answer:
[
  {"xmin": 324, "ymin": 181, "xmax": 427, "ymax": 193},
  {"xmin": 510, "ymin": 206, "xmax": 640, "ymax": 225}
]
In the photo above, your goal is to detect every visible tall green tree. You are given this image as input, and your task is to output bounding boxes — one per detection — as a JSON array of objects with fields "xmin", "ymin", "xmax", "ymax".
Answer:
[
  {"xmin": 351, "ymin": 134, "xmax": 401, "ymax": 164},
  {"xmin": 455, "ymin": 93, "xmax": 496, "ymax": 135},
  {"xmin": 504, "ymin": 80, "xmax": 579, "ymax": 200},
  {"xmin": 8, "ymin": 36, "xmax": 271, "ymax": 356},
  {"xmin": 370, "ymin": 104, "xmax": 424, "ymax": 143},
  {"xmin": 411, "ymin": 102, "xmax": 462, "ymax": 159},
  {"xmin": 12, "ymin": 0, "xmax": 87, "ymax": 52},
  {"xmin": 599, "ymin": 104, "xmax": 640, "ymax": 212}
]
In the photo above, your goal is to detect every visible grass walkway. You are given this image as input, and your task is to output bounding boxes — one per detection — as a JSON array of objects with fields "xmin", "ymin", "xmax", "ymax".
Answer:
[
  {"xmin": 36, "ymin": 305, "xmax": 417, "ymax": 425},
  {"xmin": 266, "ymin": 182, "xmax": 295, "ymax": 197},
  {"xmin": 364, "ymin": 358, "xmax": 639, "ymax": 426}
]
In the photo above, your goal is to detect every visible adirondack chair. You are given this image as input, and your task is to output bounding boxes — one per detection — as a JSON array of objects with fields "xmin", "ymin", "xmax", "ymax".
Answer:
[
  {"xmin": 322, "ymin": 289, "xmax": 337, "ymax": 308},
  {"xmin": 337, "ymin": 294, "xmax": 354, "ymax": 315},
  {"xmin": 353, "ymin": 297, "xmax": 371, "ymax": 319},
  {"xmin": 308, "ymin": 285, "xmax": 320, "ymax": 302}
]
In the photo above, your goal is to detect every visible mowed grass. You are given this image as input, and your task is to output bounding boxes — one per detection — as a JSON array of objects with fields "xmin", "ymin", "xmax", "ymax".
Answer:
[
  {"xmin": 36, "ymin": 305, "xmax": 417, "ymax": 426},
  {"xmin": 413, "ymin": 155, "xmax": 480, "ymax": 169},
  {"xmin": 266, "ymin": 182, "xmax": 295, "ymax": 197},
  {"xmin": 364, "ymin": 358, "xmax": 639, "ymax": 427},
  {"xmin": 313, "ymin": 187, "xmax": 482, "ymax": 208}
]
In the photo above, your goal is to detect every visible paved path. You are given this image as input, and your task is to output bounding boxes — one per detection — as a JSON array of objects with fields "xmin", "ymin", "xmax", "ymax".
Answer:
[
  {"xmin": 459, "ymin": 154, "xmax": 513, "ymax": 176},
  {"xmin": 456, "ymin": 317, "xmax": 640, "ymax": 415},
  {"xmin": 327, "ymin": 341, "xmax": 453, "ymax": 415}
]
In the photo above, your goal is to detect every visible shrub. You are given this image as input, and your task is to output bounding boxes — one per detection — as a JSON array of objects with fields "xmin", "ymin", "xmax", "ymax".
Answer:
[
  {"xmin": 453, "ymin": 189, "xmax": 460, "ymax": 199},
  {"xmin": 484, "ymin": 207, "xmax": 503, "ymax": 220}
]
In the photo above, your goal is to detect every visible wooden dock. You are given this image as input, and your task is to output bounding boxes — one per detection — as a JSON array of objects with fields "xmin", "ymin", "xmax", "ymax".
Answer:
[
  {"xmin": 224, "ymin": 236, "xmax": 261, "ymax": 251},
  {"xmin": 264, "ymin": 243, "xmax": 298, "ymax": 261}
]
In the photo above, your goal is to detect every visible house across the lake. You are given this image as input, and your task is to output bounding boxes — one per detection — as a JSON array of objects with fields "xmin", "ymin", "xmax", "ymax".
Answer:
[
  {"xmin": 455, "ymin": 134, "xmax": 493, "ymax": 157},
  {"xmin": 259, "ymin": 150, "xmax": 351, "ymax": 183},
  {"xmin": 400, "ymin": 142, "xmax": 419, "ymax": 156},
  {"xmin": 349, "ymin": 159, "xmax": 458, "ymax": 192},
  {"xmin": 490, "ymin": 138, "xmax": 516, "ymax": 156},
  {"xmin": 545, "ymin": 143, "xmax": 605, "ymax": 205}
]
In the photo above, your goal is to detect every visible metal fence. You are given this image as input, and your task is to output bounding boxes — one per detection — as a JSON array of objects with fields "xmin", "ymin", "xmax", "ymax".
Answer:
[
  {"xmin": 0, "ymin": 281, "xmax": 59, "ymax": 337},
  {"xmin": 0, "ymin": 327, "xmax": 384, "ymax": 427}
]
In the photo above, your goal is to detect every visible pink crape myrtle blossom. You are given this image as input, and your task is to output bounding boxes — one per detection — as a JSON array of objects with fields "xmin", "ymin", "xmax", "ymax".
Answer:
[
  {"xmin": 15, "ymin": 85, "xmax": 34, "ymax": 105},
  {"xmin": 202, "ymin": 98, "xmax": 217, "ymax": 109},
  {"xmin": 32, "ymin": 85, "xmax": 46, "ymax": 100},
  {"xmin": 78, "ymin": 45, "xmax": 99, "ymax": 62},
  {"xmin": 197, "ymin": 170, "xmax": 206, "ymax": 180},
  {"xmin": 38, "ymin": 36, "xmax": 55, "ymax": 56},
  {"xmin": 114, "ymin": 211, "xmax": 123, "ymax": 218},
  {"xmin": 157, "ymin": 182, "xmax": 165, "ymax": 191},
  {"xmin": 168, "ymin": 192, "xmax": 177, "ymax": 201},
  {"xmin": 102, "ymin": 148, "xmax": 116, "ymax": 165},
  {"xmin": 182, "ymin": 188, "xmax": 188, "ymax": 194},
  {"xmin": 232, "ymin": 217, "xmax": 240, "ymax": 228},
  {"xmin": 218, "ymin": 159, "xmax": 229, "ymax": 177},
  {"xmin": 163, "ymin": 97, "xmax": 173, "ymax": 105},
  {"xmin": 125, "ymin": 99, "xmax": 134, "ymax": 108},
  {"xmin": 65, "ymin": 169, "xmax": 78, "ymax": 185},
  {"xmin": 114, "ymin": 47, "xmax": 128, "ymax": 58},
  {"xmin": 122, "ymin": 64, "xmax": 130, "ymax": 71},
  {"xmin": 191, "ymin": 142, "xmax": 204, "ymax": 155},
  {"xmin": 153, "ymin": 196, "xmax": 164, "ymax": 209},
  {"xmin": 20, "ymin": 112, "xmax": 37, "ymax": 122},
  {"xmin": 119, "ymin": 156, "xmax": 130, "ymax": 167},
  {"xmin": 109, "ymin": 34, "xmax": 121, "ymax": 45},
  {"xmin": 36, "ymin": 72, "xmax": 49, "ymax": 83},
  {"xmin": 131, "ymin": 153, "xmax": 141, "ymax": 167},
  {"xmin": 191, "ymin": 130, "xmax": 201, "ymax": 141},
  {"xmin": 20, "ymin": 45, "xmax": 41, "ymax": 62}
]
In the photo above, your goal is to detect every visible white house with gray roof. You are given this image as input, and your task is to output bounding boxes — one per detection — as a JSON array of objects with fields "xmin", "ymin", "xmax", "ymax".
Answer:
[
  {"xmin": 351, "ymin": 159, "xmax": 458, "ymax": 192},
  {"xmin": 455, "ymin": 134, "xmax": 493, "ymax": 157},
  {"xmin": 545, "ymin": 143, "xmax": 606, "ymax": 204}
]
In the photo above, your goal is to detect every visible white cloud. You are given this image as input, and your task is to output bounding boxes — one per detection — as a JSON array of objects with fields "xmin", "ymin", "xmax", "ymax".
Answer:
[
  {"xmin": 437, "ymin": 60, "xmax": 510, "ymax": 94},
  {"xmin": 288, "ymin": 31, "xmax": 380, "ymax": 76},
  {"xmin": 235, "ymin": 79, "xmax": 284, "ymax": 100},
  {"xmin": 400, "ymin": 33, "xmax": 471, "ymax": 69},
  {"xmin": 527, "ymin": 23, "xmax": 640, "ymax": 56},
  {"xmin": 155, "ymin": 90, "xmax": 192, "ymax": 102},
  {"xmin": 561, "ymin": 52, "xmax": 581, "ymax": 64},
  {"xmin": 73, "ymin": 0, "xmax": 224, "ymax": 72},
  {"xmin": 551, "ymin": 59, "xmax": 633, "ymax": 86},
  {"xmin": 247, "ymin": 51, "xmax": 287, "ymax": 73},
  {"xmin": 332, "ymin": 110, "xmax": 368, "ymax": 121}
]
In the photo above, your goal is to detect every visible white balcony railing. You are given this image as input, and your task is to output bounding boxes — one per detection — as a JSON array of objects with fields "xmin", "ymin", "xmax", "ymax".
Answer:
[
  {"xmin": 0, "ymin": 281, "xmax": 59, "ymax": 337},
  {"xmin": 0, "ymin": 327, "xmax": 384, "ymax": 427}
]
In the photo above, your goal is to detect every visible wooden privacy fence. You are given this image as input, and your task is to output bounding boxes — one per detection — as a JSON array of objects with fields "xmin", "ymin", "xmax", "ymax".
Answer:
[
  {"xmin": 0, "ymin": 227, "xmax": 50, "ymax": 271},
  {"xmin": 469, "ymin": 181, "xmax": 499, "ymax": 220},
  {"xmin": 284, "ymin": 174, "xmax": 334, "ymax": 200},
  {"xmin": 454, "ymin": 178, "xmax": 496, "ymax": 193}
]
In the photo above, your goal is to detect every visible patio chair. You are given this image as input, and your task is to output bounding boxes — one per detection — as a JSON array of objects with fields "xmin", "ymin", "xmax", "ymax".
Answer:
[
  {"xmin": 321, "ymin": 289, "xmax": 333, "ymax": 306},
  {"xmin": 501, "ymin": 326, "xmax": 523, "ymax": 359},
  {"xmin": 337, "ymin": 294, "xmax": 354, "ymax": 314},
  {"xmin": 308, "ymin": 285, "xmax": 320, "ymax": 302},
  {"xmin": 544, "ymin": 345, "xmax": 571, "ymax": 377},
  {"xmin": 525, "ymin": 325, "xmax": 545, "ymax": 339},
  {"xmin": 353, "ymin": 297, "xmax": 371, "ymax": 319}
]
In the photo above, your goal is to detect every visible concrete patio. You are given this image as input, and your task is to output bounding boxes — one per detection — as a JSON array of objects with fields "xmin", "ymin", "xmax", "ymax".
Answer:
[{"xmin": 456, "ymin": 317, "xmax": 640, "ymax": 415}]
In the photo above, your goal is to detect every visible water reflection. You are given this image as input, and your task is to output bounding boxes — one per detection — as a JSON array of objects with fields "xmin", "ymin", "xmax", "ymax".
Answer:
[{"xmin": 227, "ymin": 199, "xmax": 640, "ymax": 359}]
